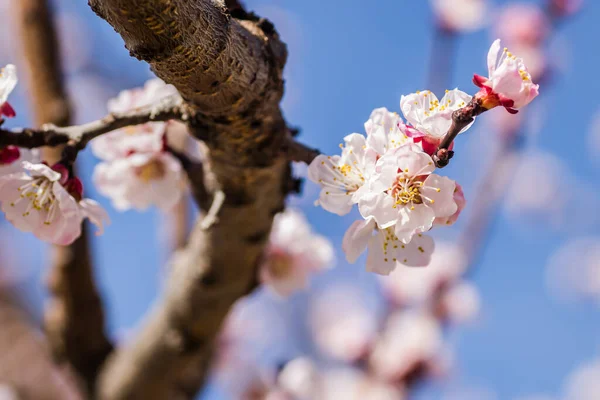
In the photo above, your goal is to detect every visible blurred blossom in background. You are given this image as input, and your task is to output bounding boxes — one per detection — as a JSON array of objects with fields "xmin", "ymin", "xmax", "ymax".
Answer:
[{"xmin": 0, "ymin": 0, "xmax": 599, "ymax": 399}]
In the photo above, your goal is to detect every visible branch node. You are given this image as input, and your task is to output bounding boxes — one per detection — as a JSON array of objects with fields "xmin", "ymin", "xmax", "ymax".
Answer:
[{"xmin": 200, "ymin": 190, "xmax": 226, "ymax": 230}]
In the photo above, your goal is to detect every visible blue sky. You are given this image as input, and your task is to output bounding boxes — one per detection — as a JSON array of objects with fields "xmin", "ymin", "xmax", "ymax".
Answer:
[{"xmin": 2, "ymin": 0, "xmax": 600, "ymax": 399}]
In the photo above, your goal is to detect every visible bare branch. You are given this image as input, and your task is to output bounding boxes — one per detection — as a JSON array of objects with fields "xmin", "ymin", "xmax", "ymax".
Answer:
[
  {"xmin": 0, "ymin": 291, "xmax": 82, "ymax": 399},
  {"xmin": 200, "ymin": 190, "xmax": 225, "ymax": 230},
  {"xmin": 433, "ymin": 98, "xmax": 486, "ymax": 168},
  {"xmin": 14, "ymin": 0, "xmax": 112, "ymax": 395},
  {"xmin": 283, "ymin": 137, "xmax": 320, "ymax": 164},
  {"xmin": 0, "ymin": 96, "xmax": 187, "ymax": 151}
]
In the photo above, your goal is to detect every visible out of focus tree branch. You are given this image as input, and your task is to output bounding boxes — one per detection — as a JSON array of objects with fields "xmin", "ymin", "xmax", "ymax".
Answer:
[
  {"xmin": 0, "ymin": 291, "xmax": 83, "ymax": 399},
  {"xmin": 0, "ymin": 96, "xmax": 187, "ymax": 150},
  {"xmin": 14, "ymin": 0, "xmax": 112, "ymax": 395},
  {"xmin": 85, "ymin": 0, "xmax": 295, "ymax": 398}
]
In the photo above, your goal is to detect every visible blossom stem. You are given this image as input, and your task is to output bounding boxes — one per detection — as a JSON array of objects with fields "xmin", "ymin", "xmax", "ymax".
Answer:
[{"xmin": 433, "ymin": 98, "xmax": 486, "ymax": 168}]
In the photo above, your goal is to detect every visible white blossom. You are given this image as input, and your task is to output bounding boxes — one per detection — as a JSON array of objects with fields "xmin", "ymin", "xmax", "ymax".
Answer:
[
  {"xmin": 342, "ymin": 218, "xmax": 434, "ymax": 275},
  {"xmin": 358, "ymin": 144, "xmax": 458, "ymax": 243},
  {"xmin": 0, "ymin": 162, "xmax": 108, "ymax": 245},
  {"xmin": 430, "ymin": 0, "xmax": 487, "ymax": 33},
  {"xmin": 308, "ymin": 133, "xmax": 376, "ymax": 215},
  {"xmin": 400, "ymin": 89, "xmax": 473, "ymax": 153}
]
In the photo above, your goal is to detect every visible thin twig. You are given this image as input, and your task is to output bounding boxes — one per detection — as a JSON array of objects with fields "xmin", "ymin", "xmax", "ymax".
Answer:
[
  {"xmin": 0, "ymin": 95, "xmax": 186, "ymax": 151},
  {"xmin": 433, "ymin": 98, "xmax": 486, "ymax": 168},
  {"xmin": 200, "ymin": 190, "xmax": 226, "ymax": 230},
  {"xmin": 283, "ymin": 137, "xmax": 320, "ymax": 164}
]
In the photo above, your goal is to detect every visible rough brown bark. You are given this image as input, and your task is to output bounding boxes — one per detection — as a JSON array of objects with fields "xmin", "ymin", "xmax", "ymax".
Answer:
[
  {"xmin": 87, "ymin": 0, "xmax": 292, "ymax": 398},
  {"xmin": 14, "ymin": 0, "xmax": 112, "ymax": 395}
]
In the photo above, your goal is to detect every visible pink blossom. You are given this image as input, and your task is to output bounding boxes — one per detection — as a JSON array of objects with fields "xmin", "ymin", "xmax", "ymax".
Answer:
[
  {"xmin": 0, "ymin": 64, "xmax": 17, "ymax": 118},
  {"xmin": 473, "ymin": 39, "xmax": 540, "ymax": 113},
  {"xmin": 439, "ymin": 281, "xmax": 481, "ymax": 323},
  {"xmin": 309, "ymin": 285, "xmax": 379, "ymax": 363},
  {"xmin": 563, "ymin": 359, "xmax": 600, "ymax": 400},
  {"xmin": 400, "ymin": 89, "xmax": 473, "ymax": 155},
  {"xmin": 260, "ymin": 209, "xmax": 333, "ymax": 296},
  {"xmin": 549, "ymin": 0, "xmax": 583, "ymax": 17},
  {"xmin": 319, "ymin": 369, "xmax": 405, "ymax": 400},
  {"xmin": 277, "ymin": 358, "xmax": 319, "ymax": 400},
  {"xmin": 0, "ymin": 162, "xmax": 108, "ymax": 245},
  {"xmin": 91, "ymin": 79, "xmax": 180, "ymax": 160},
  {"xmin": 430, "ymin": 0, "xmax": 487, "ymax": 33},
  {"xmin": 434, "ymin": 182, "xmax": 465, "ymax": 226},
  {"xmin": 343, "ymin": 218, "xmax": 435, "ymax": 275},
  {"xmin": 494, "ymin": 4, "xmax": 550, "ymax": 47},
  {"xmin": 546, "ymin": 238, "xmax": 600, "ymax": 303},
  {"xmin": 358, "ymin": 144, "xmax": 458, "ymax": 244},
  {"xmin": 308, "ymin": 133, "xmax": 376, "ymax": 215},
  {"xmin": 369, "ymin": 310, "xmax": 443, "ymax": 382},
  {"xmin": 93, "ymin": 152, "xmax": 184, "ymax": 211},
  {"xmin": 379, "ymin": 241, "xmax": 467, "ymax": 306}
]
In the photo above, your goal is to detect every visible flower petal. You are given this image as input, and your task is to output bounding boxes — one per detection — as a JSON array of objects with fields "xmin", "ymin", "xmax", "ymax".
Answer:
[
  {"xmin": 421, "ymin": 174, "xmax": 458, "ymax": 218},
  {"xmin": 342, "ymin": 218, "xmax": 376, "ymax": 263}
]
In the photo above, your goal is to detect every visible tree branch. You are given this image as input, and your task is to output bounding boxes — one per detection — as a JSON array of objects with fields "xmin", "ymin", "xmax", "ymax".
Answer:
[
  {"xmin": 282, "ymin": 136, "xmax": 320, "ymax": 164},
  {"xmin": 0, "ymin": 96, "xmax": 187, "ymax": 151},
  {"xmin": 0, "ymin": 290, "xmax": 82, "ymax": 399},
  {"xmin": 433, "ymin": 98, "xmax": 486, "ymax": 168},
  {"xmin": 14, "ymin": 0, "xmax": 112, "ymax": 395},
  {"xmin": 89, "ymin": 0, "xmax": 293, "ymax": 398}
]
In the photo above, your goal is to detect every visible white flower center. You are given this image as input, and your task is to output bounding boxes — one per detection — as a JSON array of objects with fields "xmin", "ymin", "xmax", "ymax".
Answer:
[
  {"xmin": 11, "ymin": 177, "xmax": 59, "ymax": 225},
  {"xmin": 319, "ymin": 158, "xmax": 365, "ymax": 195}
]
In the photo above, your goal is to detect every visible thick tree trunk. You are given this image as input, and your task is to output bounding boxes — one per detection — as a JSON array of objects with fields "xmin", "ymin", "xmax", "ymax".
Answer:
[{"xmin": 87, "ymin": 0, "xmax": 292, "ymax": 398}]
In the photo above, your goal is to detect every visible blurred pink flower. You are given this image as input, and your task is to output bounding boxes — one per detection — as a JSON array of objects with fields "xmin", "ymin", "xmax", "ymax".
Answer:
[
  {"xmin": 379, "ymin": 241, "xmax": 467, "ymax": 307},
  {"xmin": 549, "ymin": 0, "xmax": 583, "ymax": 17},
  {"xmin": 563, "ymin": 359, "xmax": 600, "ymax": 400},
  {"xmin": 369, "ymin": 310, "xmax": 442, "ymax": 382},
  {"xmin": 430, "ymin": 0, "xmax": 487, "ymax": 32},
  {"xmin": 260, "ymin": 209, "xmax": 334, "ymax": 296},
  {"xmin": 320, "ymin": 369, "xmax": 405, "ymax": 400},
  {"xmin": 546, "ymin": 238, "xmax": 600, "ymax": 303},
  {"xmin": 309, "ymin": 285, "xmax": 380, "ymax": 363},
  {"xmin": 277, "ymin": 358, "xmax": 319, "ymax": 400},
  {"xmin": 504, "ymin": 151, "xmax": 566, "ymax": 229},
  {"xmin": 91, "ymin": 79, "xmax": 180, "ymax": 160},
  {"xmin": 439, "ymin": 281, "xmax": 481, "ymax": 323},
  {"xmin": 494, "ymin": 4, "xmax": 550, "ymax": 47},
  {"xmin": 93, "ymin": 152, "xmax": 185, "ymax": 211}
]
